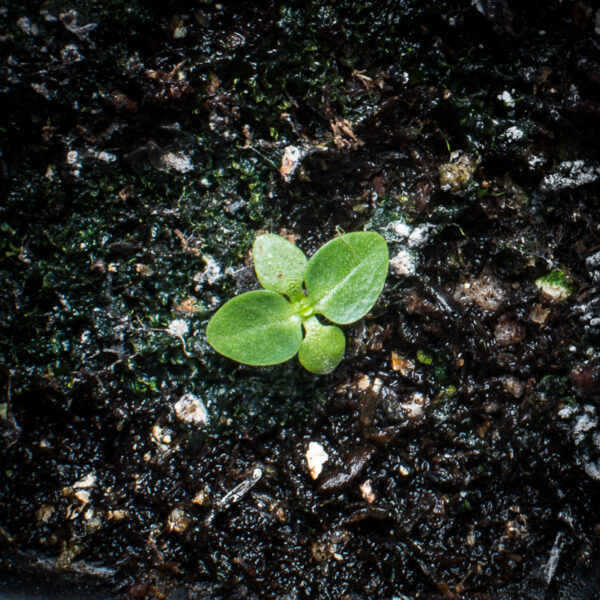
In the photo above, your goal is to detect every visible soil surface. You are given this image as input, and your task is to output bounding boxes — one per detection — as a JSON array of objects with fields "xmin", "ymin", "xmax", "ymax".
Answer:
[{"xmin": 2, "ymin": 1, "xmax": 600, "ymax": 598}]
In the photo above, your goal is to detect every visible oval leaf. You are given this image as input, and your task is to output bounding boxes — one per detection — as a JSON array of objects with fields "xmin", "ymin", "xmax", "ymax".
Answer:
[
  {"xmin": 298, "ymin": 320, "xmax": 346, "ymax": 375},
  {"xmin": 206, "ymin": 290, "xmax": 302, "ymax": 366},
  {"xmin": 253, "ymin": 234, "xmax": 307, "ymax": 297},
  {"xmin": 305, "ymin": 231, "xmax": 389, "ymax": 324}
]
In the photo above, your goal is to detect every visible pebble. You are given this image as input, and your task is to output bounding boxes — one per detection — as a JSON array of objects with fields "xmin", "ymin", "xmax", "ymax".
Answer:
[
  {"xmin": 498, "ymin": 90, "xmax": 516, "ymax": 107},
  {"xmin": 529, "ymin": 304, "xmax": 550, "ymax": 325},
  {"xmin": 407, "ymin": 224, "xmax": 436, "ymax": 248},
  {"xmin": 503, "ymin": 376, "xmax": 524, "ymax": 398},
  {"xmin": 438, "ymin": 151, "xmax": 478, "ymax": 192},
  {"xmin": 359, "ymin": 480, "xmax": 376, "ymax": 503},
  {"xmin": 74, "ymin": 490, "xmax": 91, "ymax": 504},
  {"xmin": 306, "ymin": 441, "xmax": 328, "ymax": 479},
  {"xmin": 36, "ymin": 505, "xmax": 55, "ymax": 523},
  {"xmin": 73, "ymin": 473, "xmax": 96, "ymax": 489},
  {"xmin": 106, "ymin": 509, "xmax": 129, "ymax": 521},
  {"xmin": 167, "ymin": 507, "xmax": 190, "ymax": 533},
  {"xmin": 17, "ymin": 16, "xmax": 39, "ymax": 36},
  {"xmin": 279, "ymin": 146, "xmax": 303, "ymax": 182},
  {"xmin": 157, "ymin": 151, "xmax": 193, "ymax": 173},
  {"xmin": 450, "ymin": 271, "xmax": 506, "ymax": 311},
  {"xmin": 504, "ymin": 126, "xmax": 525, "ymax": 142},
  {"xmin": 383, "ymin": 390, "xmax": 429, "ymax": 422},
  {"xmin": 494, "ymin": 315, "xmax": 526, "ymax": 346},
  {"xmin": 390, "ymin": 220, "xmax": 412, "ymax": 238},
  {"xmin": 169, "ymin": 15, "xmax": 187, "ymax": 39},
  {"xmin": 390, "ymin": 352, "xmax": 415, "ymax": 376},
  {"xmin": 174, "ymin": 393, "xmax": 209, "ymax": 426},
  {"xmin": 390, "ymin": 249, "xmax": 416, "ymax": 276},
  {"xmin": 192, "ymin": 490, "xmax": 210, "ymax": 506}
]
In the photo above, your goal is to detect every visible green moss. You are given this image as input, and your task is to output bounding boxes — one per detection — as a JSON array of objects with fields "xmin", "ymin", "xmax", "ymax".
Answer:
[
  {"xmin": 417, "ymin": 349, "xmax": 434, "ymax": 365},
  {"xmin": 535, "ymin": 270, "xmax": 576, "ymax": 302}
]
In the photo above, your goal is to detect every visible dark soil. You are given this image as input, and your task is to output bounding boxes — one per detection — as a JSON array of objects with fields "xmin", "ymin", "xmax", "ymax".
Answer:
[{"xmin": 2, "ymin": 1, "xmax": 600, "ymax": 598}]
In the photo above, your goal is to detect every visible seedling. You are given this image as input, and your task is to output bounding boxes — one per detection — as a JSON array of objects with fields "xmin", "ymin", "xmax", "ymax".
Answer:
[{"xmin": 206, "ymin": 231, "xmax": 389, "ymax": 374}]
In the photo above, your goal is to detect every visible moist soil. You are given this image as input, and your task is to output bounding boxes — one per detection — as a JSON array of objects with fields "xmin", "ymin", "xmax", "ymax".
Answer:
[{"xmin": 2, "ymin": 1, "xmax": 600, "ymax": 598}]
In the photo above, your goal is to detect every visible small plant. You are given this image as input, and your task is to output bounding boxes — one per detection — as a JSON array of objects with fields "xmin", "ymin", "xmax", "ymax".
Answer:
[{"xmin": 206, "ymin": 231, "xmax": 389, "ymax": 374}]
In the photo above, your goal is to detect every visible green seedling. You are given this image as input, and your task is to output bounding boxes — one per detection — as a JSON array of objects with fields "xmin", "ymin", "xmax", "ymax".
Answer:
[{"xmin": 206, "ymin": 231, "xmax": 389, "ymax": 374}]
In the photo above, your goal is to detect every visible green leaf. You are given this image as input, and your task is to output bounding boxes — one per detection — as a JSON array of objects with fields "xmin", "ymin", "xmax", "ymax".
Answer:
[
  {"xmin": 206, "ymin": 290, "xmax": 302, "ymax": 365},
  {"xmin": 298, "ymin": 317, "xmax": 346, "ymax": 375},
  {"xmin": 253, "ymin": 234, "xmax": 307, "ymax": 297},
  {"xmin": 305, "ymin": 231, "xmax": 389, "ymax": 324}
]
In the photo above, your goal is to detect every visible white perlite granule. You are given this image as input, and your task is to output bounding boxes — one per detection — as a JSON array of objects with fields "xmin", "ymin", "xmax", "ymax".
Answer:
[{"xmin": 174, "ymin": 393, "xmax": 209, "ymax": 426}]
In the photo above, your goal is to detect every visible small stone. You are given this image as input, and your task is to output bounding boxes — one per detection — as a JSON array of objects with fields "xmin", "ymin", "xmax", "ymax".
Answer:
[
  {"xmin": 66, "ymin": 150, "xmax": 79, "ymax": 165},
  {"xmin": 439, "ymin": 151, "xmax": 478, "ymax": 192},
  {"xmin": 390, "ymin": 249, "xmax": 416, "ymax": 276},
  {"xmin": 279, "ymin": 145, "xmax": 303, "ymax": 182},
  {"xmin": 105, "ymin": 90, "xmax": 138, "ymax": 112},
  {"xmin": 494, "ymin": 315, "xmax": 526, "ymax": 346},
  {"xmin": 135, "ymin": 263, "xmax": 153, "ymax": 277},
  {"xmin": 151, "ymin": 423, "xmax": 174, "ymax": 448},
  {"xmin": 306, "ymin": 441, "xmax": 328, "ymax": 480},
  {"xmin": 60, "ymin": 44, "xmax": 82, "ymax": 64},
  {"xmin": 356, "ymin": 374, "xmax": 372, "ymax": 391},
  {"xmin": 192, "ymin": 490, "xmax": 210, "ymax": 506},
  {"xmin": 504, "ymin": 126, "xmax": 525, "ymax": 142},
  {"xmin": 85, "ymin": 511, "xmax": 103, "ymax": 532},
  {"xmin": 503, "ymin": 376, "xmax": 524, "ymax": 398},
  {"xmin": 66, "ymin": 505, "xmax": 84, "ymax": 520},
  {"xmin": 173, "ymin": 393, "xmax": 209, "ymax": 426},
  {"xmin": 106, "ymin": 509, "xmax": 129, "ymax": 521},
  {"xmin": 529, "ymin": 304, "xmax": 550, "ymax": 325},
  {"xmin": 357, "ymin": 376, "xmax": 382, "ymax": 428},
  {"xmin": 399, "ymin": 391, "xmax": 428, "ymax": 418},
  {"xmin": 167, "ymin": 507, "xmax": 190, "ymax": 533},
  {"xmin": 466, "ymin": 526, "xmax": 476, "ymax": 547},
  {"xmin": 36, "ymin": 505, "xmax": 55, "ymax": 523},
  {"xmin": 398, "ymin": 463, "xmax": 411, "ymax": 476},
  {"xmin": 384, "ymin": 390, "xmax": 429, "ymax": 422},
  {"xmin": 17, "ymin": 16, "xmax": 38, "ymax": 35},
  {"xmin": 74, "ymin": 490, "xmax": 90, "ymax": 504},
  {"xmin": 360, "ymin": 480, "xmax": 376, "ymax": 503},
  {"xmin": 395, "ymin": 221, "xmax": 411, "ymax": 237},
  {"xmin": 169, "ymin": 15, "xmax": 187, "ymax": 39},
  {"xmin": 73, "ymin": 473, "xmax": 96, "ymax": 489},
  {"xmin": 407, "ymin": 223, "xmax": 437, "ymax": 248},
  {"xmin": 157, "ymin": 151, "xmax": 193, "ymax": 173},
  {"xmin": 174, "ymin": 297, "xmax": 201, "ymax": 315},
  {"xmin": 390, "ymin": 352, "xmax": 415, "ymax": 376},
  {"xmin": 498, "ymin": 90, "xmax": 516, "ymax": 107},
  {"xmin": 451, "ymin": 271, "xmax": 506, "ymax": 311}
]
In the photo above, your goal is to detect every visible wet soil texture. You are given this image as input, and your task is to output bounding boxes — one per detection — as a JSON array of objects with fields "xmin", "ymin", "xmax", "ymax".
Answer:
[{"xmin": 2, "ymin": 1, "xmax": 600, "ymax": 598}]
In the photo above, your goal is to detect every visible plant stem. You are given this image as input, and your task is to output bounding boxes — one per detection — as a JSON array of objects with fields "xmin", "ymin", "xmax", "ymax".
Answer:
[{"xmin": 302, "ymin": 314, "xmax": 322, "ymax": 334}]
